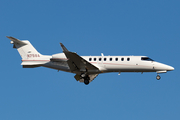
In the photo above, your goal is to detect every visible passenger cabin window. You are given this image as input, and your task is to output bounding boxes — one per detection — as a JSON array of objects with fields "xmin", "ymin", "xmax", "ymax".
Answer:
[
  {"xmin": 99, "ymin": 58, "xmax": 102, "ymax": 61},
  {"xmin": 110, "ymin": 58, "xmax": 112, "ymax": 61},
  {"xmin": 141, "ymin": 57, "xmax": 154, "ymax": 61},
  {"xmin": 121, "ymin": 58, "xmax": 124, "ymax": 61},
  {"xmin": 89, "ymin": 58, "xmax": 92, "ymax": 61},
  {"xmin": 104, "ymin": 58, "xmax": 106, "ymax": 61},
  {"xmin": 115, "ymin": 58, "xmax": 118, "ymax": 61},
  {"xmin": 127, "ymin": 58, "xmax": 130, "ymax": 61},
  {"xmin": 94, "ymin": 58, "xmax": 96, "ymax": 61}
]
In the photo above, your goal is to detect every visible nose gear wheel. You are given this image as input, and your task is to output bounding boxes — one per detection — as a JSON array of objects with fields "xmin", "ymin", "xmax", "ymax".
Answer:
[{"xmin": 156, "ymin": 75, "xmax": 161, "ymax": 80}]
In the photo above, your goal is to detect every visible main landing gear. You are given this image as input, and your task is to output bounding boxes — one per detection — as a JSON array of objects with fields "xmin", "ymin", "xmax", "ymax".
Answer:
[
  {"xmin": 84, "ymin": 79, "xmax": 89, "ymax": 85},
  {"xmin": 156, "ymin": 74, "xmax": 161, "ymax": 80},
  {"xmin": 81, "ymin": 74, "xmax": 90, "ymax": 85}
]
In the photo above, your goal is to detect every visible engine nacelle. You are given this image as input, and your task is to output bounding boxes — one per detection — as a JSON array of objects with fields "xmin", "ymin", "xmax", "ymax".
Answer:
[{"xmin": 51, "ymin": 53, "xmax": 68, "ymax": 62}]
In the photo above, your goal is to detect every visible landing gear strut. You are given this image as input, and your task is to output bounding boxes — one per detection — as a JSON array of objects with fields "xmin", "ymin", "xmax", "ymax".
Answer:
[{"xmin": 156, "ymin": 74, "xmax": 161, "ymax": 80}]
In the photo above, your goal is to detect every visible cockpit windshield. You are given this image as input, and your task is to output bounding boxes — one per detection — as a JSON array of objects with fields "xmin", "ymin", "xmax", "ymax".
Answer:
[{"xmin": 141, "ymin": 57, "xmax": 154, "ymax": 61}]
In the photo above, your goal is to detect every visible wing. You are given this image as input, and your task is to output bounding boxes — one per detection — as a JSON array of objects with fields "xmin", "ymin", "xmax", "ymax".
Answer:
[{"xmin": 60, "ymin": 43, "xmax": 99, "ymax": 73}]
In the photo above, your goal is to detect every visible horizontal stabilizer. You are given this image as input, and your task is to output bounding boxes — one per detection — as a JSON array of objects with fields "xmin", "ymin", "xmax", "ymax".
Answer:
[{"xmin": 7, "ymin": 36, "xmax": 27, "ymax": 45}]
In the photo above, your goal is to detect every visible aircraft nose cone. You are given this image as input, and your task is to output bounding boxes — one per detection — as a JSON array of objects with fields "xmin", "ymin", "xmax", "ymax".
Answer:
[
  {"xmin": 155, "ymin": 62, "xmax": 174, "ymax": 71},
  {"xmin": 167, "ymin": 65, "xmax": 174, "ymax": 71}
]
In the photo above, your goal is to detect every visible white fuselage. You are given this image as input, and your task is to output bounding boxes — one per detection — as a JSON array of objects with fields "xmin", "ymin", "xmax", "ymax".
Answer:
[
  {"xmin": 39, "ymin": 53, "xmax": 174, "ymax": 74},
  {"xmin": 7, "ymin": 36, "xmax": 174, "ymax": 84}
]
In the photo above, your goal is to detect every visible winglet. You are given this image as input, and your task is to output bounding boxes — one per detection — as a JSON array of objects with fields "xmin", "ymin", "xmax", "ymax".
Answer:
[
  {"xmin": 6, "ymin": 36, "xmax": 27, "ymax": 45},
  {"xmin": 60, "ymin": 43, "xmax": 69, "ymax": 52}
]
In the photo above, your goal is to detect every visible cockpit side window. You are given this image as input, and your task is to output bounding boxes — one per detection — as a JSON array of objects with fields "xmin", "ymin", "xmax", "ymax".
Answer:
[{"xmin": 141, "ymin": 57, "xmax": 154, "ymax": 61}]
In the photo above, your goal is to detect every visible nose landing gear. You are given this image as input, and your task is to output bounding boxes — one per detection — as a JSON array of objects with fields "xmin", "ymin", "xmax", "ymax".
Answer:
[{"xmin": 156, "ymin": 74, "xmax": 161, "ymax": 80}]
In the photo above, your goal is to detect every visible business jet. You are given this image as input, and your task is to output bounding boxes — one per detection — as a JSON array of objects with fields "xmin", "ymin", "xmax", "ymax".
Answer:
[{"xmin": 7, "ymin": 36, "xmax": 174, "ymax": 85}]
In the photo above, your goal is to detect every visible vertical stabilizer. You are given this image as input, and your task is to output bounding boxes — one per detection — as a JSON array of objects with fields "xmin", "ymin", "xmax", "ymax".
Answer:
[{"xmin": 7, "ymin": 36, "xmax": 42, "ymax": 60}]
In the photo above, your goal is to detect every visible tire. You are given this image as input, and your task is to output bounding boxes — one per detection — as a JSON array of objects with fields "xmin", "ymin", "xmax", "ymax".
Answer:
[
  {"xmin": 84, "ymin": 79, "xmax": 89, "ymax": 85},
  {"xmin": 156, "ymin": 75, "xmax": 161, "ymax": 80}
]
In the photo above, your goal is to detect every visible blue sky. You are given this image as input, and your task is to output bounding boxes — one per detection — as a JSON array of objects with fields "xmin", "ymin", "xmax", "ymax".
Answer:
[{"xmin": 1, "ymin": 0, "xmax": 180, "ymax": 120}]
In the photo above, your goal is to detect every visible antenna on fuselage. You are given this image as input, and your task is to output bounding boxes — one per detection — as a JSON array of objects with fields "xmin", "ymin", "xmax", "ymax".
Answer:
[{"xmin": 101, "ymin": 53, "xmax": 104, "ymax": 56}]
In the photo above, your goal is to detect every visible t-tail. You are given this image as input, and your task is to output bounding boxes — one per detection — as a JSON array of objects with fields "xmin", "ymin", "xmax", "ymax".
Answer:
[{"xmin": 7, "ymin": 36, "xmax": 51, "ymax": 68}]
